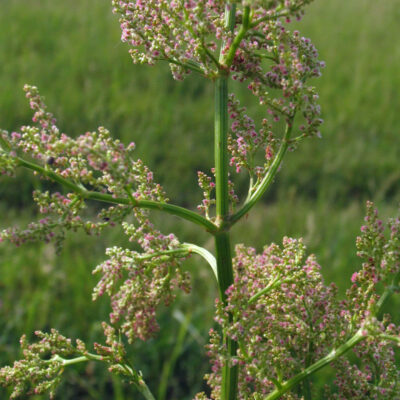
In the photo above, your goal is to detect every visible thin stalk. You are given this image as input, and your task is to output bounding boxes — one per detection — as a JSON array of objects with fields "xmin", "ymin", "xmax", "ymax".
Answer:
[
  {"xmin": 182, "ymin": 243, "xmax": 218, "ymax": 281},
  {"xmin": 52, "ymin": 354, "xmax": 155, "ymax": 400},
  {"xmin": 16, "ymin": 157, "xmax": 217, "ymax": 232},
  {"xmin": 248, "ymin": 276, "xmax": 294, "ymax": 305},
  {"xmin": 214, "ymin": 85, "xmax": 237, "ymax": 387},
  {"xmin": 221, "ymin": 6, "xmax": 251, "ymax": 68},
  {"xmin": 214, "ymin": 75, "xmax": 229, "ymax": 225},
  {"xmin": 265, "ymin": 329, "xmax": 365, "ymax": 399},
  {"xmin": 215, "ymin": 232, "xmax": 238, "ymax": 400},
  {"xmin": 230, "ymin": 121, "xmax": 293, "ymax": 225},
  {"xmin": 213, "ymin": 4, "xmax": 243, "ymax": 399}
]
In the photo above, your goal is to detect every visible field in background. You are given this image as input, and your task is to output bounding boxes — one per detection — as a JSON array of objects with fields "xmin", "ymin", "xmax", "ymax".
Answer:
[{"xmin": 0, "ymin": 0, "xmax": 399, "ymax": 398}]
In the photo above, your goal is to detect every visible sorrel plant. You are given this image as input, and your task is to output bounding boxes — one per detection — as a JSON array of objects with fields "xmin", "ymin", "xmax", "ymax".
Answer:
[{"xmin": 0, "ymin": 1, "xmax": 399, "ymax": 399}]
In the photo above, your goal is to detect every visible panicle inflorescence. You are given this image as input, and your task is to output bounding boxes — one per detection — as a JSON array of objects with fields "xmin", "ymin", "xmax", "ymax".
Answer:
[
  {"xmin": 199, "ymin": 203, "xmax": 400, "ymax": 399},
  {"xmin": 0, "ymin": 86, "xmax": 192, "ymax": 344},
  {"xmin": 0, "ymin": 325, "xmax": 145, "ymax": 399},
  {"xmin": 331, "ymin": 333, "xmax": 400, "ymax": 399},
  {"xmin": 227, "ymin": 93, "xmax": 277, "ymax": 178},
  {"xmin": 0, "ymin": 85, "xmax": 167, "ymax": 249},
  {"xmin": 0, "ymin": 330, "xmax": 77, "ymax": 399},
  {"xmin": 112, "ymin": 0, "xmax": 227, "ymax": 79},
  {"xmin": 202, "ymin": 238, "xmax": 344, "ymax": 398},
  {"xmin": 112, "ymin": 0, "xmax": 318, "ymax": 80},
  {"xmin": 347, "ymin": 201, "xmax": 400, "ymax": 326},
  {"xmin": 234, "ymin": 21, "xmax": 324, "ymax": 135},
  {"xmin": 93, "ymin": 213, "xmax": 191, "ymax": 342}
]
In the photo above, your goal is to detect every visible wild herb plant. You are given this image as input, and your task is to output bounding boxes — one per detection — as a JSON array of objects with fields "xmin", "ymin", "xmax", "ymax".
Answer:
[{"xmin": 0, "ymin": 1, "xmax": 399, "ymax": 399}]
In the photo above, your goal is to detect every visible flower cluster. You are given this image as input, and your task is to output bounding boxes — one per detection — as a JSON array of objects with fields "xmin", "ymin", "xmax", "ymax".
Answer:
[
  {"xmin": 201, "ymin": 238, "xmax": 344, "ymax": 398},
  {"xmin": 0, "ymin": 86, "xmax": 192, "ymax": 344},
  {"xmin": 0, "ymin": 86, "xmax": 163, "ymax": 251},
  {"xmin": 347, "ymin": 201, "xmax": 400, "ymax": 326},
  {"xmin": 198, "ymin": 204, "xmax": 400, "ymax": 399},
  {"xmin": 227, "ymin": 93, "xmax": 277, "ymax": 178},
  {"xmin": 331, "ymin": 328, "xmax": 400, "ymax": 399},
  {"xmin": 93, "ymin": 212, "xmax": 191, "ymax": 342},
  {"xmin": 197, "ymin": 169, "xmax": 238, "ymax": 220},
  {"xmin": 231, "ymin": 19, "xmax": 324, "ymax": 135},
  {"xmin": 0, "ymin": 324, "xmax": 146, "ymax": 399},
  {"xmin": 0, "ymin": 330, "xmax": 79, "ymax": 399},
  {"xmin": 112, "ymin": 0, "xmax": 227, "ymax": 79},
  {"xmin": 113, "ymin": 1, "xmax": 318, "ymax": 79},
  {"xmin": 197, "ymin": 171, "xmax": 216, "ymax": 219}
]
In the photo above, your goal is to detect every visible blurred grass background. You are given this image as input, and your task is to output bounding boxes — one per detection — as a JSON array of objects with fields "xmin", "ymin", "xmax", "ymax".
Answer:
[{"xmin": 0, "ymin": 0, "xmax": 399, "ymax": 398}]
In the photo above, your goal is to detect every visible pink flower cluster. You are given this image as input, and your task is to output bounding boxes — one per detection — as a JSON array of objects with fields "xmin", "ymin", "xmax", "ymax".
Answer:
[
  {"xmin": 0, "ymin": 330, "xmax": 76, "ymax": 399},
  {"xmin": 227, "ymin": 93, "xmax": 277, "ymax": 176},
  {"xmin": 0, "ymin": 86, "xmax": 192, "ymax": 345},
  {"xmin": 231, "ymin": 20, "xmax": 324, "ymax": 137},
  {"xmin": 347, "ymin": 201, "xmax": 400, "ymax": 325},
  {"xmin": 112, "ymin": 0, "xmax": 226, "ymax": 79},
  {"xmin": 0, "ymin": 324, "xmax": 141, "ymax": 399},
  {"xmin": 196, "ymin": 168, "xmax": 239, "ymax": 220},
  {"xmin": 93, "ymin": 211, "xmax": 191, "ymax": 342},
  {"xmin": 198, "ymin": 204, "xmax": 400, "ymax": 398}
]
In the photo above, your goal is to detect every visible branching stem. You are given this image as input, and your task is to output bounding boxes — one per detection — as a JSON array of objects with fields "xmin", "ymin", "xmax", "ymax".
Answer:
[
  {"xmin": 16, "ymin": 157, "xmax": 217, "ymax": 233},
  {"xmin": 265, "ymin": 329, "xmax": 365, "ymax": 399}
]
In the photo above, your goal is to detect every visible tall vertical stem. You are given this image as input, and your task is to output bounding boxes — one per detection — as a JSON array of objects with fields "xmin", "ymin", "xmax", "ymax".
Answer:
[
  {"xmin": 214, "ymin": 76, "xmax": 229, "ymax": 225},
  {"xmin": 214, "ymin": 4, "xmax": 239, "ymax": 398},
  {"xmin": 214, "ymin": 75, "xmax": 238, "ymax": 400},
  {"xmin": 215, "ymin": 231, "xmax": 238, "ymax": 400}
]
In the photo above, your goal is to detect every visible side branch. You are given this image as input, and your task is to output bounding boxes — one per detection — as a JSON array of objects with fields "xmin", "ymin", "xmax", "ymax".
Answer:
[
  {"xmin": 230, "ymin": 120, "xmax": 293, "ymax": 225},
  {"xmin": 16, "ymin": 157, "xmax": 217, "ymax": 233},
  {"xmin": 265, "ymin": 329, "xmax": 365, "ymax": 400},
  {"xmin": 51, "ymin": 354, "xmax": 156, "ymax": 400},
  {"xmin": 182, "ymin": 243, "xmax": 218, "ymax": 281},
  {"xmin": 221, "ymin": 5, "xmax": 251, "ymax": 68}
]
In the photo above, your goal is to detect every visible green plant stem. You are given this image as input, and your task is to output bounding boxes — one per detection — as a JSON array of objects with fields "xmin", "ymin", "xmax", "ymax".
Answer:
[
  {"xmin": 214, "ymin": 75, "xmax": 229, "ymax": 225},
  {"xmin": 213, "ymin": 4, "xmax": 246, "ymax": 398},
  {"xmin": 248, "ymin": 276, "xmax": 293, "ymax": 305},
  {"xmin": 221, "ymin": 5, "xmax": 251, "ymax": 68},
  {"xmin": 230, "ymin": 121, "xmax": 293, "ymax": 225},
  {"xmin": 16, "ymin": 157, "xmax": 217, "ymax": 233},
  {"xmin": 377, "ymin": 271, "xmax": 400, "ymax": 311},
  {"xmin": 215, "ymin": 32, "xmax": 236, "ymax": 400},
  {"xmin": 182, "ymin": 243, "xmax": 218, "ymax": 281},
  {"xmin": 265, "ymin": 329, "xmax": 365, "ymax": 399},
  {"xmin": 52, "ymin": 354, "xmax": 155, "ymax": 400},
  {"xmin": 215, "ymin": 226, "xmax": 238, "ymax": 400},
  {"xmin": 215, "ymin": 26, "xmax": 238, "ymax": 400}
]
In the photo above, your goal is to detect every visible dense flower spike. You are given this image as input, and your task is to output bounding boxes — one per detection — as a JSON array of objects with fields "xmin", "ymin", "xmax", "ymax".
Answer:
[
  {"xmin": 347, "ymin": 201, "xmax": 400, "ymax": 326},
  {"xmin": 227, "ymin": 93, "xmax": 277, "ymax": 177},
  {"xmin": 112, "ymin": 0, "xmax": 227, "ymax": 79}
]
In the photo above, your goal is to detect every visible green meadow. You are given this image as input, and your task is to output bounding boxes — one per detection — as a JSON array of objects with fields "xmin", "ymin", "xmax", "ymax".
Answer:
[{"xmin": 0, "ymin": 0, "xmax": 399, "ymax": 398}]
